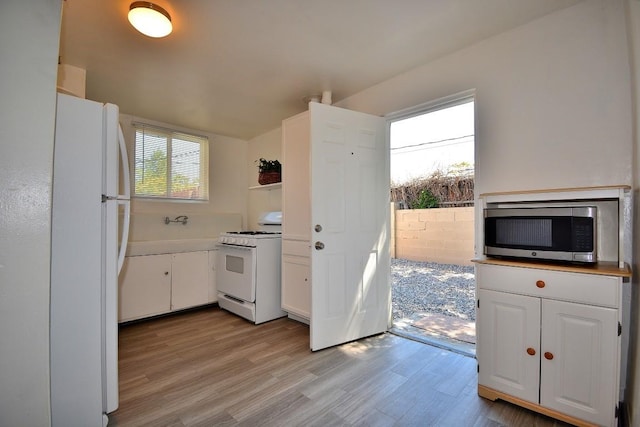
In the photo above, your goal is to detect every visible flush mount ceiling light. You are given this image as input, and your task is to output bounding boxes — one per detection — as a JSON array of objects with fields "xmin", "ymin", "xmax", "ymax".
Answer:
[{"xmin": 128, "ymin": 2, "xmax": 172, "ymax": 38}]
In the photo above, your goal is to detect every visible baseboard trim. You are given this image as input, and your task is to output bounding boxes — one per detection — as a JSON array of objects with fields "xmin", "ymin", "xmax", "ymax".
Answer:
[{"xmin": 478, "ymin": 385, "xmax": 599, "ymax": 427}]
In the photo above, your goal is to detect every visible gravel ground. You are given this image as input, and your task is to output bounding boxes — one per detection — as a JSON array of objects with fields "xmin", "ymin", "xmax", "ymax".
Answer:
[{"xmin": 391, "ymin": 258, "xmax": 476, "ymax": 321}]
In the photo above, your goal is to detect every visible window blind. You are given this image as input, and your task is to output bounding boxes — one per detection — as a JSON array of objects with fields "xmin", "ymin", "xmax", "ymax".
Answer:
[{"xmin": 133, "ymin": 123, "xmax": 209, "ymax": 200}]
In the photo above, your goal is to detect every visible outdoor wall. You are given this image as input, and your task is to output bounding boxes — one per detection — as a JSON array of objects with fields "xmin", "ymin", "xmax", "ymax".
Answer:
[{"xmin": 393, "ymin": 206, "xmax": 474, "ymax": 266}]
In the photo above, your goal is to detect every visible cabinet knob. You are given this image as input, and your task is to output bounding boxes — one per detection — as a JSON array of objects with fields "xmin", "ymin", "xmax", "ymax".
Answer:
[
  {"xmin": 315, "ymin": 224, "xmax": 323, "ymax": 232},
  {"xmin": 315, "ymin": 241, "xmax": 325, "ymax": 250},
  {"xmin": 526, "ymin": 347, "xmax": 536, "ymax": 356},
  {"xmin": 544, "ymin": 351, "xmax": 554, "ymax": 360},
  {"xmin": 536, "ymin": 280, "xmax": 545, "ymax": 288},
  {"xmin": 164, "ymin": 271, "xmax": 169, "ymax": 276}
]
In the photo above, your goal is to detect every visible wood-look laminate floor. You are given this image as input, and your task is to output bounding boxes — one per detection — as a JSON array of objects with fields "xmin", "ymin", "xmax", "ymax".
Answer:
[{"xmin": 109, "ymin": 306, "xmax": 571, "ymax": 427}]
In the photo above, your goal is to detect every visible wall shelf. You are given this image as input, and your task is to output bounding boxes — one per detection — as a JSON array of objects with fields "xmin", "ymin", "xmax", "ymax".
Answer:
[{"xmin": 249, "ymin": 182, "xmax": 281, "ymax": 190}]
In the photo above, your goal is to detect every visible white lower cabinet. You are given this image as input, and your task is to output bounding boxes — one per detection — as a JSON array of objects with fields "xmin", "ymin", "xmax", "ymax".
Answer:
[
  {"xmin": 281, "ymin": 253, "xmax": 310, "ymax": 320},
  {"xmin": 119, "ymin": 254, "xmax": 171, "ymax": 322},
  {"xmin": 170, "ymin": 251, "xmax": 209, "ymax": 311},
  {"xmin": 119, "ymin": 251, "xmax": 212, "ymax": 322},
  {"xmin": 208, "ymin": 250, "xmax": 217, "ymax": 303},
  {"xmin": 281, "ymin": 238, "xmax": 311, "ymax": 322},
  {"xmin": 476, "ymin": 263, "xmax": 622, "ymax": 427},
  {"xmin": 477, "ymin": 289, "xmax": 541, "ymax": 404},
  {"xmin": 540, "ymin": 299, "xmax": 618, "ymax": 423}
]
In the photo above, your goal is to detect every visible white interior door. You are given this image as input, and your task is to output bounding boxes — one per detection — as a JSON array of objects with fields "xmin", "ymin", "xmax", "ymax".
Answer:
[{"xmin": 309, "ymin": 102, "xmax": 389, "ymax": 351}]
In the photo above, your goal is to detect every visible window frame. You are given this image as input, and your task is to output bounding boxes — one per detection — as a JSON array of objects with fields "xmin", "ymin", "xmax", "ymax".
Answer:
[{"xmin": 132, "ymin": 123, "xmax": 209, "ymax": 202}]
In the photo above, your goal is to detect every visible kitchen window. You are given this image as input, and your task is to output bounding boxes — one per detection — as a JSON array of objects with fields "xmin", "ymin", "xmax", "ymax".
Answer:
[{"xmin": 133, "ymin": 123, "xmax": 209, "ymax": 200}]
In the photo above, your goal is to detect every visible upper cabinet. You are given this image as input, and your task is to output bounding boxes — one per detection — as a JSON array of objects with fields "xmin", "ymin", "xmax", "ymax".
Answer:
[
  {"xmin": 280, "ymin": 109, "xmax": 312, "ymax": 321},
  {"xmin": 282, "ymin": 110, "xmax": 312, "ymax": 242}
]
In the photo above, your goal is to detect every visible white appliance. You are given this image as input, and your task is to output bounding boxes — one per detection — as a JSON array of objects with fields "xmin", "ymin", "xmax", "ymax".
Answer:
[
  {"xmin": 50, "ymin": 94, "xmax": 130, "ymax": 426},
  {"xmin": 217, "ymin": 212, "xmax": 285, "ymax": 323}
]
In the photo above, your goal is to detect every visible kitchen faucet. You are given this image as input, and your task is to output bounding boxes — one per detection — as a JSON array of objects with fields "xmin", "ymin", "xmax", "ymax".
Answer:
[{"xmin": 164, "ymin": 215, "xmax": 188, "ymax": 225}]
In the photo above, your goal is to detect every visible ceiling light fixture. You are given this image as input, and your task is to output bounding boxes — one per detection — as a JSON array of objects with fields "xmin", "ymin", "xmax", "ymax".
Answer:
[{"xmin": 128, "ymin": 2, "xmax": 172, "ymax": 38}]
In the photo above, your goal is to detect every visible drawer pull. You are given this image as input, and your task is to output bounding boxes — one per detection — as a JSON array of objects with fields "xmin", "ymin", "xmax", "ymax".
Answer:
[
  {"xmin": 544, "ymin": 351, "xmax": 554, "ymax": 360},
  {"xmin": 536, "ymin": 280, "xmax": 545, "ymax": 288},
  {"xmin": 526, "ymin": 347, "xmax": 536, "ymax": 356}
]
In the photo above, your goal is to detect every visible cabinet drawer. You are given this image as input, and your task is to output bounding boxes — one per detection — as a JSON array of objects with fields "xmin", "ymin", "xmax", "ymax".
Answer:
[
  {"xmin": 476, "ymin": 264, "xmax": 619, "ymax": 308},
  {"xmin": 282, "ymin": 239, "xmax": 310, "ymax": 256}
]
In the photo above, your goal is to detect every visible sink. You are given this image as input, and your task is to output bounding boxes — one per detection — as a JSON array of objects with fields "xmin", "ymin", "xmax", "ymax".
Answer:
[{"xmin": 126, "ymin": 238, "xmax": 220, "ymax": 256}]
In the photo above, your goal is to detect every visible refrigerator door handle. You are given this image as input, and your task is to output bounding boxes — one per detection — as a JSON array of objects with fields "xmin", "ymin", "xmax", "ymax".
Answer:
[
  {"xmin": 118, "ymin": 125, "xmax": 131, "ymax": 200},
  {"xmin": 117, "ymin": 199, "xmax": 130, "ymax": 275},
  {"xmin": 117, "ymin": 125, "xmax": 131, "ymax": 275}
]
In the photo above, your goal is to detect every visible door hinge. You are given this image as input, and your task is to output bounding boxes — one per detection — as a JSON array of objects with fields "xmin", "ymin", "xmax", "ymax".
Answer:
[
  {"xmin": 477, "ymin": 299, "xmax": 480, "ymax": 309},
  {"xmin": 477, "ymin": 364, "xmax": 479, "ymax": 373},
  {"xmin": 618, "ymin": 322, "xmax": 622, "ymax": 337}
]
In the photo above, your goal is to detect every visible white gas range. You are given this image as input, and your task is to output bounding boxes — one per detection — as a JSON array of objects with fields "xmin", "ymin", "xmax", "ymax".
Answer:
[{"xmin": 216, "ymin": 213, "xmax": 286, "ymax": 324}]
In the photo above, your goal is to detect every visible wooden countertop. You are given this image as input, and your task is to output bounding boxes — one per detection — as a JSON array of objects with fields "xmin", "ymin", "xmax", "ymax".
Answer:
[{"xmin": 472, "ymin": 257, "xmax": 632, "ymax": 278}]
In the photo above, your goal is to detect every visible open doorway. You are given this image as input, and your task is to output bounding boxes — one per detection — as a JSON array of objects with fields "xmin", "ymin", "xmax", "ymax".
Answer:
[{"xmin": 387, "ymin": 93, "xmax": 476, "ymax": 355}]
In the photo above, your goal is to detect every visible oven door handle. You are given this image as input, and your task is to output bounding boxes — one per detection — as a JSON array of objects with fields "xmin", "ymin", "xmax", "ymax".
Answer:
[{"xmin": 216, "ymin": 244, "xmax": 255, "ymax": 251}]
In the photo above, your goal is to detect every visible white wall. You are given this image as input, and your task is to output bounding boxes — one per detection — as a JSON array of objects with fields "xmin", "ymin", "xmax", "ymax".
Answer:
[
  {"xmin": 120, "ymin": 114, "xmax": 249, "ymax": 237},
  {"xmin": 247, "ymin": 127, "xmax": 282, "ymax": 230},
  {"xmin": 625, "ymin": 0, "xmax": 640, "ymax": 424},
  {"xmin": 338, "ymin": 0, "xmax": 632, "ymax": 195},
  {"xmin": 0, "ymin": 1, "xmax": 61, "ymax": 425}
]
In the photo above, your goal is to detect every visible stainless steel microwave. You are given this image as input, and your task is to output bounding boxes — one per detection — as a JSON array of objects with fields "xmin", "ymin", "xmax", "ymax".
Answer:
[{"xmin": 484, "ymin": 206, "xmax": 597, "ymax": 263}]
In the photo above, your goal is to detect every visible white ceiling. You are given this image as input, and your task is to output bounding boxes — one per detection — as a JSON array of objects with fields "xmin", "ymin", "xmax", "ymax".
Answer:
[{"xmin": 59, "ymin": 0, "xmax": 582, "ymax": 140}]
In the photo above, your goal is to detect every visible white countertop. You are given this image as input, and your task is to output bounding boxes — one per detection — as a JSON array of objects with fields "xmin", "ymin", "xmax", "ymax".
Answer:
[{"xmin": 126, "ymin": 238, "xmax": 219, "ymax": 256}]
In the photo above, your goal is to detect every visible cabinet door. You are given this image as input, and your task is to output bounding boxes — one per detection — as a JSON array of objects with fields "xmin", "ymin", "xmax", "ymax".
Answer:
[
  {"xmin": 171, "ymin": 251, "xmax": 209, "ymax": 311},
  {"xmin": 282, "ymin": 254, "xmax": 310, "ymax": 319},
  {"xmin": 282, "ymin": 110, "xmax": 310, "ymax": 241},
  {"xmin": 477, "ymin": 289, "xmax": 540, "ymax": 403},
  {"xmin": 208, "ymin": 250, "xmax": 217, "ymax": 303},
  {"xmin": 540, "ymin": 299, "xmax": 618, "ymax": 426},
  {"xmin": 119, "ymin": 255, "xmax": 171, "ymax": 322}
]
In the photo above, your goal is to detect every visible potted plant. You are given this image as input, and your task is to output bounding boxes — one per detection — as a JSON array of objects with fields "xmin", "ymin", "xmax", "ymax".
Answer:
[{"xmin": 256, "ymin": 158, "xmax": 282, "ymax": 185}]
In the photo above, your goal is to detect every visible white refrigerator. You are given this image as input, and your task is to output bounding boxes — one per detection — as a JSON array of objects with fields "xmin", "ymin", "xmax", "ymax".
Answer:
[{"xmin": 50, "ymin": 93, "xmax": 130, "ymax": 426}]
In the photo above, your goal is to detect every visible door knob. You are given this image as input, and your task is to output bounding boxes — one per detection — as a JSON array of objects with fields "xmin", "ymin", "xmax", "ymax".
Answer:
[
  {"xmin": 315, "ymin": 241, "xmax": 325, "ymax": 250},
  {"xmin": 315, "ymin": 224, "xmax": 323, "ymax": 232}
]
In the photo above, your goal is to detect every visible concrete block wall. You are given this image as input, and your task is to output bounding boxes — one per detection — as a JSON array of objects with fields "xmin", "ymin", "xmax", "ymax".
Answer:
[{"xmin": 393, "ymin": 206, "xmax": 474, "ymax": 266}]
